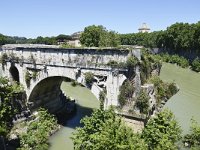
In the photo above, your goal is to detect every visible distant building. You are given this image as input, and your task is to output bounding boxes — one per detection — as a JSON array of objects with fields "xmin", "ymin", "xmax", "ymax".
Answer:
[
  {"xmin": 67, "ymin": 31, "xmax": 82, "ymax": 47},
  {"xmin": 138, "ymin": 23, "xmax": 150, "ymax": 33},
  {"xmin": 71, "ymin": 31, "xmax": 82, "ymax": 40}
]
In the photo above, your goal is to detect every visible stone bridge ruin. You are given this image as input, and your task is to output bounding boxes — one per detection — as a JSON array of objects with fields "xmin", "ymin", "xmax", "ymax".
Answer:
[{"xmin": 0, "ymin": 44, "xmax": 142, "ymax": 114}]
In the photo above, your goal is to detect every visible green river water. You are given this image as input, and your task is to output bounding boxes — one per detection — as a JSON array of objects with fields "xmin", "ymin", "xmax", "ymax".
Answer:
[
  {"xmin": 160, "ymin": 63, "xmax": 200, "ymax": 134},
  {"xmin": 49, "ymin": 82, "xmax": 99, "ymax": 150}
]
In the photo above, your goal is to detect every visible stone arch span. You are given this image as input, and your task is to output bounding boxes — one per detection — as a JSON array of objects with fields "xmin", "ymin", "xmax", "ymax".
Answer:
[{"xmin": 28, "ymin": 76, "xmax": 98, "ymax": 113}]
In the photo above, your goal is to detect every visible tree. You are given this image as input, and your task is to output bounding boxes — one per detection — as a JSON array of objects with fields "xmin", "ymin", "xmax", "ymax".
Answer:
[
  {"xmin": 72, "ymin": 108, "xmax": 147, "ymax": 150},
  {"xmin": 18, "ymin": 108, "xmax": 58, "ymax": 150},
  {"xmin": 99, "ymin": 30, "xmax": 120, "ymax": 47},
  {"xmin": 183, "ymin": 119, "xmax": 200, "ymax": 149},
  {"xmin": 80, "ymin": 25, "xmax": 105, "ymax": 47},
  {"xmin": 0, "ymin": 34, "xmax": 6, "ymax": 45},
  {"xmin": 56, "ymin": 34, "xmax": 72, "ymax": 43},
  {"xmin": 135, "ymin": 90, "xmax": 150, "ymax": 114},
  {"xmin": 80, "ymin": 25, "xmax": 120, "ymax": 47},
  {"xmin": 142, "ymin": 109, "xmax": 182, "ymax": 150},
  {"xmin": 118, "ymin": 80, "xmax": 135, "ymax": 107},
  {"xmin": 0, "ymin": 77, "xmax": 24, "ymax": 136}
]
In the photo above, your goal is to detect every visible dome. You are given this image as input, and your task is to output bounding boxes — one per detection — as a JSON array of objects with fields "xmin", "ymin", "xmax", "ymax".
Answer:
[{"xmin": 138, "ymin": 23, "xmax": 150, "ymax": 33}]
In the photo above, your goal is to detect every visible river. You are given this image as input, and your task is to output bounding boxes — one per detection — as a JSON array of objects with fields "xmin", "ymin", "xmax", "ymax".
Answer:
[
  {"xmin": 49, "ymin": 82, "xmax": 99, "ymax": 150},
  {"xmin": 160, "ymin": 63, "xmax": 200, "ymax": 134}
]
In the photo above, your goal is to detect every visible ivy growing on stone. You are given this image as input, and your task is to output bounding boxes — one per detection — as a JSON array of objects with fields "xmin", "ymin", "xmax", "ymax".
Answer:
[
  {"xmin": 99, "ymin": 89, "xmax": 106, "ymax": 110},
  {"xmin": 25, "ymin": 71, "xmax": 31, "ymax": 88}
]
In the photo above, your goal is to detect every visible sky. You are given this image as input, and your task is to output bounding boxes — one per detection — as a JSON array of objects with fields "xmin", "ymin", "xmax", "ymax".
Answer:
[{"xmin": 0, "ymin": 0, "xmax": 200, "ymax": 38}]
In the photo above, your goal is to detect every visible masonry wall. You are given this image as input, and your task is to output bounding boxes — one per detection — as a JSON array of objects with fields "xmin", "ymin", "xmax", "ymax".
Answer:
[{"xmin": 2, "ymin": 45, "xmax": 130, "ymax": 68}]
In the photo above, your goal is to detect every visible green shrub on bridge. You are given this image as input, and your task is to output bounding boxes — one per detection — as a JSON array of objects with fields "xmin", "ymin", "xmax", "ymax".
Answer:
[
  {"xmin": 25, "ymin": 71, "xmax": 31, "ymax": 87},
  {"xmin": 84, "ymin": 72, "xmax": 94, "ymax": 85}
]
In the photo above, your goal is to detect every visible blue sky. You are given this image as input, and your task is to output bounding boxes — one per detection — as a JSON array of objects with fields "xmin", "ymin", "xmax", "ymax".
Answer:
[{"xmin": 1, "ymin": 0, "xmax": 200, "ymax": 38}]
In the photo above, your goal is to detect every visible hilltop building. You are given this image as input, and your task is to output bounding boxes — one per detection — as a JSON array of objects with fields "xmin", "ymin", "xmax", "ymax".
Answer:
[{"xmin": 138, "ymin": 23, "xmax": 150, "ymax": 33}]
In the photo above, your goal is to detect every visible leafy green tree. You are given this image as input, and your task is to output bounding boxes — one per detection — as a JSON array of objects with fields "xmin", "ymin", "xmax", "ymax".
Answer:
[
  {"xmin": 99, "ymin": 30, "xmax": 120, "ymax": 47},
  {"xmin": 56, "ymin": 34, "xmax": 72, "ymax": 43},
  {"xmin": 18, "ymin": 108, "xmax": 58, "ymax": 150},
  {"xmin": 72, "ymin": 108, "xmax": 147, "ymax": 150},
  {"xmin": 0, "ymin": 34, "xmax": 6, "ymax": 45},
  {"xmin": 135, "ymin": 90, "xmax": 150, "ymax": 114},
  {"xmin": 80, "ymin": 25, "xmax": 120, "ymax": 47},
  {"xmin": 142, "ymin": 109, "xmax": 182, "ymax": 150},
  {"xmin": 0, "ymin": 77, "xmax": 24, "ymax": 136},
  {"xmin": 147, "ymin": 75, "xmax": 178, "ymax": 106},
  {"xmin": 183, "ymin": 119, "xmax": 200, "ymax": 149},
  {"xmin": 80, "ymin": 25, "xmax": 105, "ymax": 47}
]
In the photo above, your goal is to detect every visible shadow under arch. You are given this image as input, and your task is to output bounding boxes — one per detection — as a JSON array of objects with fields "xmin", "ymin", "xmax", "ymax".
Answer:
[{"xmin": 9, "ymin": 64, "xmax": 20, "ymax": 83}]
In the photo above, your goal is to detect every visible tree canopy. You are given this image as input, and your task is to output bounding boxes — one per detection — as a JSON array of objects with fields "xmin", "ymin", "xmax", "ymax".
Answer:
[
  {"xmin": 183, "ymin": 119, "xmax": 200, "ymax": 149},
  {"xmin": 18, "ymin": 108, "xmax": 58, "ymax": 150},
  {"xmin": 142, "ymin": 109, "xmax": 182, "ymax": 150},
  {"xmin": 120, "ymin": 22, "xmax": 200, "ymax": 57},
  {"xmin": 80, "ymin": 25, "xmax": 120, "ymax": 47},
  {"xmin": 72, "ymin": 108, "xmax": 147, "ymax": 150},
  {"xmin": 0, "ymin": 77, "xmax": 24, "ymax": 136}
]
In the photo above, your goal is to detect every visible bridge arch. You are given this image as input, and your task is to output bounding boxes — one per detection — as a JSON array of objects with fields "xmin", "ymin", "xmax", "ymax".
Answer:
[
  {"xmin": 27, "ymin": 75, "xmax": 99, "ymax": 113},
  {"xmin": 9, "ymin": 64, "xmax": 20, "ymax": 83}
]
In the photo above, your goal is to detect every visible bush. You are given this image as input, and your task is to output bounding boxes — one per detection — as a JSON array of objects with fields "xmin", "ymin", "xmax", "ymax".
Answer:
[
  {"xmin": 99, "ymin": 90, "xmax": 106, "ymax": 110},
  {"xmin": 183, "ymin": 119, "xmax": 200, "ymax": 149},
  {"xmin": 32, "ymin": 71, "xmax": 37, "ymax": 80},
  {"xmin": 107, "ymin": 60, "xmax": 119, "ymax": 68},
  {"xmin": 0, "ymin": 53, "xmax": 8, "ymax": 64},
  {"xmin": 84, "ymin": 72, "xmax": 94, "ymax": 85},
  {"xmin": 135, "ymin": 90, "xmax": 150, "ymax": 114},
  {"xmin": 71, "ymin": 80, "xmax": 78, "ymax": 87},
  {"xmin": 160, "ymin": 53, "xmax": 189, "ymax": 68},
  {"xmin": 25, "ymin": 71, "xmax": 31, "ymax": 87},
  {"xmin": 148, "ymin": 76, "xmax": 178, "ymax": 106},
  {"xmin": 18, "ymin": 108, "xmax": 58, "ymax": 150},
  {"xmin": 126, "ymin": 56, "xmax": 138, "ymax": 68},
  {"xmin": 191, "ymin": 58, "xmax": 200, "ymax": 72},
  {"xmin": 118, "ymin": 80, "xmax": 134, "ymax": 107}
]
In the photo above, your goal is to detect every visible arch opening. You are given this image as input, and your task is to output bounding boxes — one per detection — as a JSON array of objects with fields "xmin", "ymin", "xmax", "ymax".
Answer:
[
  {"xmin": 9, "ymin": 65, "xmax": 20, "ymax": 83},
  {"xmin": 28, "ymin": 76, "xmax": 98, "ymax": 117}
]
